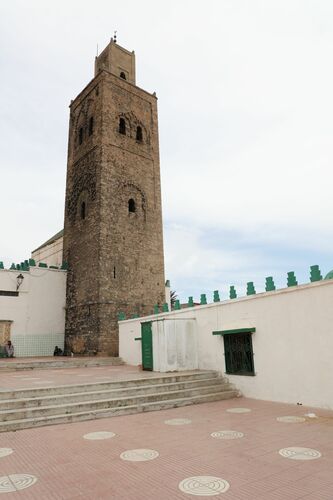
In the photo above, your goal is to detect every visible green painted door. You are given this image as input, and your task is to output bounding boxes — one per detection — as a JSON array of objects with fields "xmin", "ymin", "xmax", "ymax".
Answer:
[{"xmin": 141, "ymin": 322, "xmax": 153, "ymax": 371}]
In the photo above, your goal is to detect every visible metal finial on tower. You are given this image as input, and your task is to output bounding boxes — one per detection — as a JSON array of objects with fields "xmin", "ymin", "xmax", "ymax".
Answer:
[{"xmin": 114, "ymin": 30, "xmax": 117, "ymax": 43}]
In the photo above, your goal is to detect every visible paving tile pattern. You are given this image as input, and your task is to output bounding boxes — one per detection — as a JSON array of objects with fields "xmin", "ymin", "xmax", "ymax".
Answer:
[{"xmin": 0, "ymin": 393, "xmax": 332, "ymax": 499}]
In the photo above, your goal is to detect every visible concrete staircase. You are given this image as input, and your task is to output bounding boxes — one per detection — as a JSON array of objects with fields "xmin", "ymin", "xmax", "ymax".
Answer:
[{"xmin": 0, "ymin": 371, "xmax": 239, "ymax": 432}]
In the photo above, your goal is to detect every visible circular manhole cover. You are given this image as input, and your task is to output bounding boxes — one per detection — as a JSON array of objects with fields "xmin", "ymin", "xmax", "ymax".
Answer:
[
  {"xmin": 0, "ymin": 474, "xmax": 37, "ymax": 493},
  {"xmin": 83, "ymin": 431, "xmax": 116, "ymax": 440},
  {"xmin": 211, "ymin": 430, "xmax": 244, "ymax": 440},
  {"xmin": 277, "ymin": 416, "xmax": 306, "ymax": 423},
  {"xmin": 226, "ymin": 408, "xmax": 251, "ymax": 414},
  {"xmin": 120, "ymin": 449, "xmax": 159, "ymax": 461},
  {"xmin": 0, "ymin": 449, "xmax": 13, "ymax": 459},
  {"xmin": 179, "ymin": 476, "xmax": 230, "ymax": 496},
  {"xmin": 279, "ymin": 447, "xmax": 321, "ymax": 460},
  {"xmin": 164, "ymin": 418, "xmax": 192, "ymax": 425}
]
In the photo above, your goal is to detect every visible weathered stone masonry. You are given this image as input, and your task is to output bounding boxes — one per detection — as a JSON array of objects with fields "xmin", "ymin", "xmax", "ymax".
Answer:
[{"xmin": 63, "ymin": 40, "xmax": 165, "ymax": 356}]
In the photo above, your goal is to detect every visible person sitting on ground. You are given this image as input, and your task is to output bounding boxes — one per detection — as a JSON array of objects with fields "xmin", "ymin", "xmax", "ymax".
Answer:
[
  {"xmin": 5, "ymin": 340, "xmax": 14, "ymax": 358},
  {"xmin": 53, "ymin": 346, "xmax": 63, "ymax": 356}
]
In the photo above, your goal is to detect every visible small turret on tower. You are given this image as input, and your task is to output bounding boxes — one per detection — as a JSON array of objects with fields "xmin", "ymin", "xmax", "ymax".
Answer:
[{"xmin": 94, "ymin": 38, "xmax": 136, "ymax": 84}]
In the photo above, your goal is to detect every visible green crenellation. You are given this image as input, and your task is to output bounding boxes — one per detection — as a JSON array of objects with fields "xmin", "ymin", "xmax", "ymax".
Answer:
[
  {"xmin": 29, "ymin": 258, "xmax": 36, "ymax": 266},
  {"xmin": 0, "ymin": 262, "xmax": 3, "ymax": 270},
  {"xmin": 247, "ymin": 282, "xmax": 256, "ymax": 295},
  {"xmin": 38, "ymin": 263, "xmax": 48, "ymax": 268},
  {"xmin": 310, "ymin": 265, "xmax": 322, "ymax": 282},
  {"xmin": 229, "ymin": 286, "xmax": 237, "ymax": 299},
  {"xmin": 61, "ymin": 261, "xmax": 68, "ymax": 270},
  {"xmin": 174, "ymin": 299, "xmax": 180, "ymax": 310},
  {"xmin": 213, "ymin": 290, "xmax": 220, "ymax": 302},
  {"xmin": 118, "ymin": 312, "xmax": 126, "ymax": 321},
  {"xmin": 153, "ymin": 304, "xmax": 159, "ymax": 314},
  {"xmin": 188, "ymin": 296, "xmax": 194, "ymax": 307},
  {"xmin": 162, "ymin": 303, "xmax": 169, "ymax": 312},
  {"xmin": 200, "ymin": 294, "xmax": 207, "ymax": 305},
  {"xmin": 287, "ymin": 271, "xmax": 298, "ymax": 287},
  {"xmin": 265, "ymin": 276, "xmax": 276, "ymax": 292}
]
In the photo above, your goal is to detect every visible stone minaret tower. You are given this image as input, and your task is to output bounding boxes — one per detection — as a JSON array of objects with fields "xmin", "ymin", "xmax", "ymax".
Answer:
[{"xmin": 63, "ymin": 39, "xmax": 165, "ymax": 356}]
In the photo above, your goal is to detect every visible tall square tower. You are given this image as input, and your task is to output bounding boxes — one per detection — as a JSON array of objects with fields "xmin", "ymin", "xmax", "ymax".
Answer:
[{"xmin": 63, "ymin": 39, "xmax": 165, "ymax": 356}]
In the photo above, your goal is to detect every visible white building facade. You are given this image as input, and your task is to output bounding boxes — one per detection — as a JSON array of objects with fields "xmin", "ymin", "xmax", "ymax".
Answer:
[
  {"xmin": 0, "ymin": 266, "xmax": 66, "ymax": 356},
  {"xmin": 119, "ymin": 278, "xmax": 333, "ymax": 410}
]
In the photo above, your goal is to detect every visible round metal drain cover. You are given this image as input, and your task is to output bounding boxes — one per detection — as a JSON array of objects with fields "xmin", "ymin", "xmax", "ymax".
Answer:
[
  {"xmin": 164, "ymin": 418, "xmax": 192, "ymax": 425},
  {"xmin": 226, "ymin": 408, "xmax": 251, "ymax": 414},
  {"xmin": 83, "ymin": 431, "xmax": 115, "ymax": 440},
  {"xmin": 0, "ymin": 449, "xmax": 13, "ymax": 459},
  {"xmin": 279, "ymin": 447, "xmax": 321, "ymax": 460},
  {"xmin": 120, "ymin": 449, "xmax": 159, "ymax": 461},
  {"xmin": 211, "ymin": 430, "xmax": 244, "ymax": 440},
  {"xmin": 277, "ymin": 416, "xmax": 305, "ymax": 423},
  {"xmin": 179, "ymin": 476, "xmax": 230, "ymax": 496},
  {"xmin": 0, "ymin": 474, "xmax": 37, "ymax": 493}
]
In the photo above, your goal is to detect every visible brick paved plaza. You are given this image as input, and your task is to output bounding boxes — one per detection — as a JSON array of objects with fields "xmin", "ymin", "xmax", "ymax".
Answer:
[{"xmin": 0, "ymin": 364, "xmax": 333, "ymax": 499}]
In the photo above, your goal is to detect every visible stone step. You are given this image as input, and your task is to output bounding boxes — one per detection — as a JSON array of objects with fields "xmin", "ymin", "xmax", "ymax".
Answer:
[
  {"xmin": 0, "ymin": 357, "xmax": 124, "ymax": 372},
  {"xmin": 0, "ymin": 390, "xmax": 239, "ymax": 432},
  {"xmin": 0, "ymin": 370, "xmax": 219, "ymax": 400},
  {"xmin": 0, "ymin": 383, "xmax": 234, "ymax": 422},
  {"xmin": 0, "ymin": 377, "xmax": 229, "ymax": 410}
]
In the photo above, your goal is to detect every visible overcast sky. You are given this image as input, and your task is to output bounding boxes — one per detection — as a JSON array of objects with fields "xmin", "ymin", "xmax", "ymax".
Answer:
[{"xmin": 1, "ymin": 0, "xmax": 333, "ymax": 301}]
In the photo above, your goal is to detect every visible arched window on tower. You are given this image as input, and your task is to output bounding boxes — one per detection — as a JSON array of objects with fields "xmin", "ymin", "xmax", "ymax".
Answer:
[
  {"xmin": 80, "ymin": 201, "xmax": 86, "ymax": 220},
  {"xmin": 119, "ymin": 117, "xmax": 126, "ymax": 135},
  {"xmin": 88, "ymin": 116, "xmax": 94, "ymax": 136},
  {"xmin": 79, "ymin": 127, "xmax": 83, "ymax": 145},
  {"xmin": 128, "ymin": 198, "xmax": 136, "ymax": 213},
  {"xmin": 120, "ymin": 72, "xmax": 126, "ymax": 80},
  {"xmin": 136, "ymin": 126, "xmax": 143, "ymax": 142}
]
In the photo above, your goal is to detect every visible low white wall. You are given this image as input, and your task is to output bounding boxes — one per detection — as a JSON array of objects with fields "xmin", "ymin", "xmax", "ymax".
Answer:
[
  {"xmin": 119, "ymin": 279, "xmax": 333, "ymax": 409},
  {"xmin": 0, "ymin": 267, "xmax": 66, "ymax": 356}
]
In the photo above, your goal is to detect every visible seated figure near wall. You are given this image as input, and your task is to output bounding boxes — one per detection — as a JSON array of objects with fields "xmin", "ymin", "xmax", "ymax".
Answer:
[
  {"xmin": 5, "ymin": 341, "xmax": 14, "ymax": 358},
  {"xmin": 53, "ymin": 346, "xmax": 63, "ymax": 356}
]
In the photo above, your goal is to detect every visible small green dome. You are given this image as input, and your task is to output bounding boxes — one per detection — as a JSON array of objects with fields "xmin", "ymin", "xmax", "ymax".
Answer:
[{"xmin": 324, "ymin": 269, "xmax": 333, "ymax": 280}]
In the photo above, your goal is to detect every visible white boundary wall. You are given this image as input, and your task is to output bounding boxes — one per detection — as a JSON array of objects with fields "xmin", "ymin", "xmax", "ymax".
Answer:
[
  {"xmin": 0, "ymin": 267, "xmax": 66, "ymax": 356},
  {"xmin": 119, "ymin": 279, "xmax": 333, "ymax": 409}
]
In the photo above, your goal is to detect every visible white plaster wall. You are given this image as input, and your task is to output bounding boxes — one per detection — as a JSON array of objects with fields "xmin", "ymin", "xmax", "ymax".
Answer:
[
  {"xmin": 119, "ymin": 280, "xmax": 333, "ymax": 409},
  {"xmin": 152, "ymin": 319, "xmax": 198, "ymax": 372},
  {"xmin": 118, "ymin": 318, "xmax": 142, "ymax": 366},
  {"xmin": 0, "ymin": 267, "xmax": 66, "ymax": 356}
]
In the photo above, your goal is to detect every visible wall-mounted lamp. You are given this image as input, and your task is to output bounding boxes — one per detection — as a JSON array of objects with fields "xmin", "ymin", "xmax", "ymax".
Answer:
[{"xmin": 16, "ymin": 273, "xmax": 24, "ymax": 291}]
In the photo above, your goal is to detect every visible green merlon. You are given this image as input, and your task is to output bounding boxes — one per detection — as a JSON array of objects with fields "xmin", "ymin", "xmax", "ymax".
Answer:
[
  {"xmin": 118, "ymin": 312, "xmax": 126, "ymax": 321},
  {"xmin": 174, "ymin": 299, "xmax": 180, "ymax": 310},
  {"xmin": 153, "ymin": 304, "xmax": 159, "ymax": 314},
  {"xmin": 39, "ymin": 263, "xmax": 48, "ymax": 268},
  {"xmin": 247, "ymin": 282, "xmax": 256, "ymax": 295},
  {"xmin": 188, "ymin": 296, "xmax": 194, "ymax": 307},
  {"xmin": 213, "ymin": 290, "xmax": 220, "ymax": 302},
  {"xmin": 162, "ymin": 303, "xmax": 169, "ymax": 312},
  {"xmin": 310, "ymin": 265, "xmax": 322, "ymax": 282},
  {"xmin": 0, "ymin": 262, "xmax": 3, "ymax": 270},
  {"xmin": 165, "ymin": 279, "xmax": 170, "ymax": 287},
  {"xmin": 16, "ymin": 264, "xmax": 21, "ymax": 270},
  {"xmin": 229, "ymin": 286, "xmax": 237, "ymax": 299},
  {"xmin": 287, "ymin": 271, "xmax": 298, "ymax": 287},
  {"xmin": 265, "ymin": 276, "xmax": 276, "ymax": 292},
  {"xmin": 10, "ymin": 263, "xmax": 16, "ymax": 270},
  {"xmin": 49, "ymin": 266, "xmax": 59, "ymax": 269},
  {"xmin": 29, "ymin": 258, "xmax": 36, "ymax": 266},
  {"xmin": 131, "ymin": 313, "xmax": 139, "ymax": 319},
  {"xmin": 61, "ymin": 261, "xmax": 68, "ymax": 270},
  {"xmin": 200, "ymin": 294, "xmax": 207, "ymax": 305}
]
